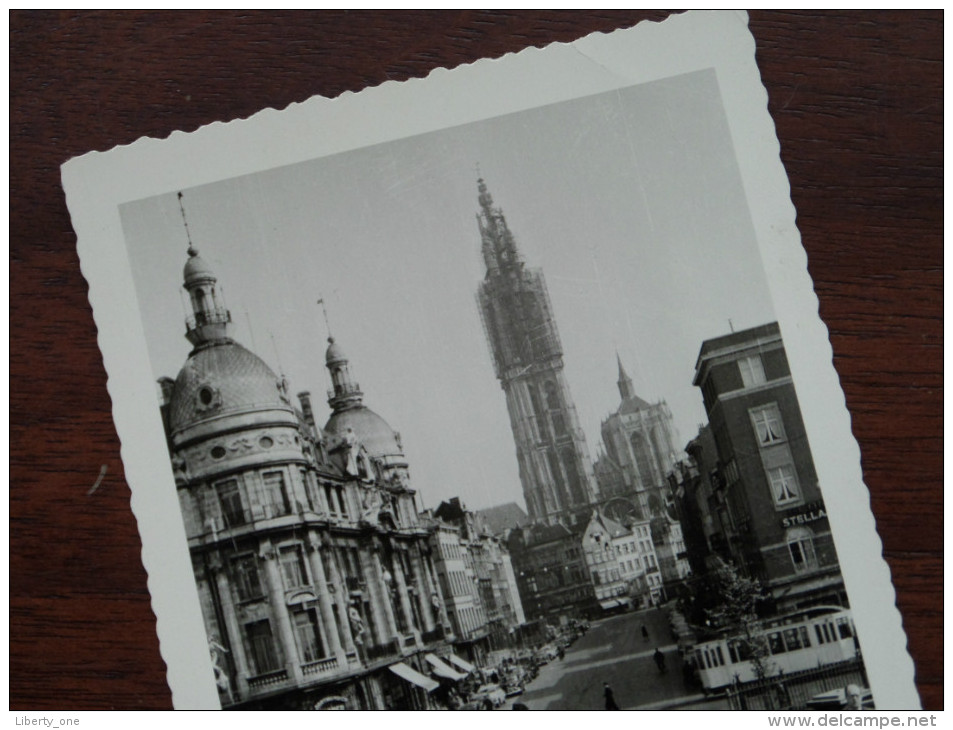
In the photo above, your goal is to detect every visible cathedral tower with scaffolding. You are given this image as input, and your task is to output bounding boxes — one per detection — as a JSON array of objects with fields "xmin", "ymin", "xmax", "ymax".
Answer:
[{"xmin": 475, "ymin": 179, "xmax": 596, "ymax": 524}]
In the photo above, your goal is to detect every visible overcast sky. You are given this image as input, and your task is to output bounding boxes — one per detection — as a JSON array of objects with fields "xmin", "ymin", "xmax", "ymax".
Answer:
[{"xmin": 120, "ymin": 68, "xmax": 775, "ymax": 513}]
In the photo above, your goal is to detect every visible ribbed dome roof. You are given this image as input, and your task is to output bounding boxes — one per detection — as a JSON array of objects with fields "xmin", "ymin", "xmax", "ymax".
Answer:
[
  {"xmin": 325, "ymin": 336, "xmax": 346, "ymax": 364},
  {"xmin": 325, "ymin": 405, "xmax": 402, "ymax": 459},
  {"xmin": 168, "ymin": 340, "xmax": 289, "ymax": 433},
  {"xmin": 183, "ymin": 247, "xmax": 216, "ymax": 284}
]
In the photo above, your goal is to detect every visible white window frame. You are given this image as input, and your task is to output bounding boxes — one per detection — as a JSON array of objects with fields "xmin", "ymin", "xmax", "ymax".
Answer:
[
  {"xmin": 738, "ymin": 354, "xmax": 767, "ymax": 388},
  {"xmin": 750, "ymin": 404, "xmax": 786, "ymax": 446},
  {"xmin": 768, "ymin": 464, "xmax": 800, "ymax": 506}
]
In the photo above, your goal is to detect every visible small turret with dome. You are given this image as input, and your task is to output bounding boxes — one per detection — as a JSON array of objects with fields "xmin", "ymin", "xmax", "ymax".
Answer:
[
  {"xmin": 323, "ymin": 335, "xmax": 407, "ymax": 474},
  {"xmin": 176, "ymin": 194, "xmax": 233, "ymax": 348}
]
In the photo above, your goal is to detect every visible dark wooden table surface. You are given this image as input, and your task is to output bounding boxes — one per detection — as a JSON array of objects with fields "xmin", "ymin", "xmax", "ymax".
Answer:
[{"xmin": 10, "ymin": 11, "xmax": 942, "ymax": 710}]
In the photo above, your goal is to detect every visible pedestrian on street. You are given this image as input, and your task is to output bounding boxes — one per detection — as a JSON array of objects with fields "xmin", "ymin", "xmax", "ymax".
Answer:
[
  {"xmin": 653, "ymin": 648, "xmax": 666, "ymax": 674},
  {"xmin": 641, "ymin": 624, "xmax": 649, "ymax": 642},
  {"xmin": 603, "ymin": 682, "xmax": 620, "ymax": 710}
]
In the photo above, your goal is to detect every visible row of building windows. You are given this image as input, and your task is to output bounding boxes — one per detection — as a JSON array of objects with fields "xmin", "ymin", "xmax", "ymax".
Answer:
[
  {"xmin": 212, "ymin": 469, "xmax": 344, "ymax": 528},
  {"xmin": 229, "ymin": 540, "xmax": 427, "ymax": 606},
  {"xmin": 439, "ymin": 569, "xmax": 473, "ymax": 598},
  {"xmin": 438, "ymin": 537, "xmax": 463, "ymax": 561},
  {"xmin": 452, "ymin": 604, "xmax": 485, "ymax": 636},
  {"xmin": 619, "ymin": 558, "xmax": 642, "ymax": 574},
  {"xmin": 206, "ymin": 468, "xmax": 413, "ymax": 533}
]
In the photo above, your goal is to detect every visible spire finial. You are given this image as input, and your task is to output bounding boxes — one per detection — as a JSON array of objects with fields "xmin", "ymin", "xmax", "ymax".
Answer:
[
  {"xmin": 616, "ymin": 350, "xmax": 628, "ymax": 378},
  {"xmin": 617, "ymin": 351, "xmax": 634, "ymax": 402},
  {"xmin": 177, "ymin": 191, "xmax": 196, "ymax": 256},
  {"xmin": 317, "ymin": 296, "xmax": 333, "ymax": 342},
  {"xmin": 477, "ymin": 176, "xmax": 493, "ymax": 213}
]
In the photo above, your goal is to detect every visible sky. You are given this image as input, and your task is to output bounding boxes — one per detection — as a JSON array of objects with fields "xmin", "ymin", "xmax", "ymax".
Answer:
[{"xmin": 120, "ymin": 68, "xmax": 775, "ymax": 513}]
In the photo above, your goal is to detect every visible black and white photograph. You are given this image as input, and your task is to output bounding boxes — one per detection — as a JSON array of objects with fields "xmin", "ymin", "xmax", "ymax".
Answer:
[{"xmin": 60, "ymin": 11, "xmax": 920, "ymax": 713}]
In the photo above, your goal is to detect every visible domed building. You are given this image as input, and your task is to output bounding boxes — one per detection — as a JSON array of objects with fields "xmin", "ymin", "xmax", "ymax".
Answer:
[
  {"xmin": 158, "ymin": 244, "xmax": 460, "ymax": 710},
  {"xmin": 323, "ymin": 335, "xmax": 409, "ymax": 488}
]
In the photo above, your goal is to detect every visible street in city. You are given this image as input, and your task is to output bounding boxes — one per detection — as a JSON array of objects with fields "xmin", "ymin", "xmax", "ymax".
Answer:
[{"xmin": 506, "ymin": 608, "xmax": 728, "ymax": 711}]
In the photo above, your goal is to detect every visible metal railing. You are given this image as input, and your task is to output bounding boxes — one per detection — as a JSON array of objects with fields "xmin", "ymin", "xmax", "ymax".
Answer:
[
  {"xmin": 725, "ymin": 658, "xmax": 868, "ymax": 711},
  {"xmin": 327, "ymin": 382, "xmax": 362, "ymax": 401},
  {"xmin": 185, "ymin": 309, "xmax": 231, "ymax": 331}
]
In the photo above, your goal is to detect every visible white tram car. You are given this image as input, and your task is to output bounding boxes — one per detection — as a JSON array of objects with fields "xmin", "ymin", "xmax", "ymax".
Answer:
[{"xmin": 692, "ymin": 606, "xmax": 857, "ymax": 689}]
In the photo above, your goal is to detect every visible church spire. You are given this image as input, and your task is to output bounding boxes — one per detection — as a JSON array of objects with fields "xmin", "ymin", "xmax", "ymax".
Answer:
[
  {"xmin": 617, "ymin": 352, "xmax": 635, "ymax": 402},
  {"xmin": 476, "ymin": 178, "xmax": 522, "ymax": 273}
]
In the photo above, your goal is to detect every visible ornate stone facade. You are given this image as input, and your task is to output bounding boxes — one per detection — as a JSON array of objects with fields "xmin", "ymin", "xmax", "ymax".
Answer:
[{"xmin": 159, "ymin": 245, "xmax": 460, "ymax": 709}]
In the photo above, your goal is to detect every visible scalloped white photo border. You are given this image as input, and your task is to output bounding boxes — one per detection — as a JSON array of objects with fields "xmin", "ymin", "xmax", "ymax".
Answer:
[{"xmin": 62, "ymin": 10, "xmax": 918, "ymax": 711}]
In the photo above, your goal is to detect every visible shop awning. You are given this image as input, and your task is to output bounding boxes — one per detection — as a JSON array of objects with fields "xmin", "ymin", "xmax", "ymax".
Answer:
[
  {"xmin": 599, "ymin": 599, "xmax": 621, "ymax": 610},
  {"xmin": 425, "ymin": 653, "xmax": 467, "ymax": 681},
  {"xmin": 446, "ymin": 653, "xmax": 476, "ymax": 674},
  {"xmin": 388, "ymin": 662, "xmax": 439, "ymax": 692}
]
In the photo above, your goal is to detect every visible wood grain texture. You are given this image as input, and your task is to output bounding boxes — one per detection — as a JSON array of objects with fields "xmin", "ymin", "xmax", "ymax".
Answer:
[{"xmin": 10, "ymin": 11, "xmax": 941, "ymax": 710}]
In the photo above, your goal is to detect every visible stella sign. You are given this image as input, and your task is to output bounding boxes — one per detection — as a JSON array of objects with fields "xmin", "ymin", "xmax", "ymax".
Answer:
[{"xmin": 781, "ymin": 501, "xmax": 827, "ymax": 529}]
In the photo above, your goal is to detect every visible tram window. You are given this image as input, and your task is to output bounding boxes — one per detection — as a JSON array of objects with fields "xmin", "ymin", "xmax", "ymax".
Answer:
[
  {"xmin": 728, "ymin": 641, "xmax": 740, "ymax": 663},
  {"xmin": 799, "ymin": 626, "xmax": 811, "ymax": 647},
  {"xmin": 823, "ymin": 623, "xmax": 834, "ymax": 643},
  {"xmin": 768, "ymin": 632, "xmax": 785, "ymax": 654},
  {"xmin": 837, "ymin": 618, "xmax": 853, "ymax": 639},
  {"xmin": 815, "ymin": 625, "xmax": 825, "ymax": 645},
  {"xmin": 716, "ymin": 646, "xmax": 726, "ymax": 665},
  {"xmin": 783, "ymin": 628, "xmax": 801, "ymax": 650},
  {"xmin": 737, "ymin": 642, "xmax": 752, "ymax": 661}
]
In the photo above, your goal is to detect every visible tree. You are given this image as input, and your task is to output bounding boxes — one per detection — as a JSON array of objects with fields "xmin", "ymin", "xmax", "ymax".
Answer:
[{"xmin": 705, "ymin": 557, "xmax": 773, "ymax": 682}]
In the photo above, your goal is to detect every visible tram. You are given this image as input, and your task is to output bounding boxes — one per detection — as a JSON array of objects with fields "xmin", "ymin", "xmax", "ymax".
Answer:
[{"xmin": 692, "ymin": 606, "xmax": 857, "ymax": 689}]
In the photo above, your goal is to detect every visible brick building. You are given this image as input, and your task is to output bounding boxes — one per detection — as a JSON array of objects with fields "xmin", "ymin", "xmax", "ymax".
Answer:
[{"xmin": 692, "ymin": 322, "xmax": 847, "ymax": 612}]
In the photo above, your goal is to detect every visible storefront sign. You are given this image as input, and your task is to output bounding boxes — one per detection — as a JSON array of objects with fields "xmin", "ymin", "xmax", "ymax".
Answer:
[{"xmin": 781, "ymin": 501, "xmax": 827, "ymax": 528}]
